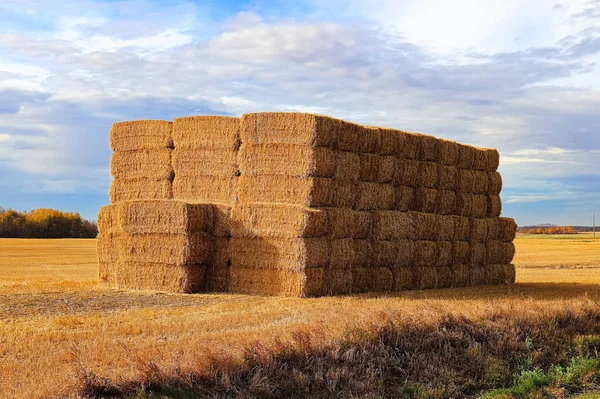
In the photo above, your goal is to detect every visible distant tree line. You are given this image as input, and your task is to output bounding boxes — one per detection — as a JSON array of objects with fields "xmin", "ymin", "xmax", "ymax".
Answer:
[
  {"xmin": 519, "ymin": 226, "xmax": 577, "ymax": 235},
  {"xmin": 0, "ymin": 207, "xmax": 98, "ymax": 238}
]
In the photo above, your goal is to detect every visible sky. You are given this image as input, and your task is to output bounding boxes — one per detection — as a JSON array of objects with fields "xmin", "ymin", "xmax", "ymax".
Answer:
[{"xmin": 0, "ymin": 0, "xmax": 599, "ymax": 226}]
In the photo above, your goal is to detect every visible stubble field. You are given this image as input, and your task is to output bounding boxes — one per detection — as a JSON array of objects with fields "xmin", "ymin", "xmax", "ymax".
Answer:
[{"xmin": 1, "ymin": 234, "xmax": 600, "ymax": 398}]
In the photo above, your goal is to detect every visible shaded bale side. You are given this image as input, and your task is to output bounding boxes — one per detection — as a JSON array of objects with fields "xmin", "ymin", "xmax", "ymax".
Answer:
[
  {"xmin": 487, "ymin": 195, "xmax": 502, "ymax": 218},
  {"xmin": 229, "ymin": 237, "xmax": 329, "ymax": 271},
  {"xmin": 412, "ymin": 187, "xmax": 438, "ymax": 214},
  {"xmin": 378, "ymin": 156, "xmax": 396, "ymax": 183},
  {"xmin": 436, "ymin": 241, "xmax": 453, "ymax": 267},
  {"xmin": 119, "ymin": 200, "xmax": 213, "ymax": 235},
  {"xmin": 436, "ymin": 190, "xmax": 456, "ymax": 215},
  {"xmin": 486, "ymin": 264, "xmax": 515, "ymax": 285},
  {"xmin": 371, "ymin": 211, "xmax": 414, "ymax": 241},
  {"xmin": 335, "ymin": 121, "xmax": 361, "ymax": 152},
  {"xmin": 438, "ymin": 165, "xmax": 458, "ymax": 191},
  {"xmin": 173, "ymin": 116, "xmax": 240, "ymax": 150},
  {"xmin": 473, "ymin": 148, "xmax": 500, "ymax": 172},
  {"xmin": 330, "ymin": 239, "xmax": 372, "ymax": 269},
  {"xmin": 98, "ymin": 205, "xmax": 120, "ymax": 234},
  {"xmin": 325, "ymin": 269, "xmax": 353, "ymax": 295},
  {"xmin": 355, "ymin": 182, "xmax": 395, "ymax": 211},
  {"xmin": 230, "ymin": 204, "xmax": 328, "ymax": 238},
  {"xmin": 352, "ymin": 267, "xmax": 393, "ymax": 293},
  {"xmin": 113, "ymin": 262, "xmax": 206, "ymax": 293},
  {"xmin": 487, "ymin": 241, "xmax": 516, "ymax": 264},
  {"xmin": 437, "ymin": 214, "xmax": 455, "ymax": 241},
  {"xmin": 332, "ymin": 180, "xmax": 359, "ymax": 208},
  {"xmin": 237, "ymin": 175, "xmax": 333, "ymax": 207},
  {"xmin": 415, "ymin": 133, "xmax": 440, "ymax": 162},
  {"xmin": 457, "ymin": 169, "xmax": 476, "ymax": 193},
  {"xmin": 488, "ymin": 172, "xmax": 503, "ymax": 195},
  {"xmin": 229, "ymin": 267, "xmax": 323, "ymax": 297},
  {"xmin": 97, "ymin": 232, "xmax": 120, "ymax": 263},
  {"xmin": 238, "ymin": 144, "xmax": 335, "ymax": 178},
  {"xmin": 372, "ymin": 240, "xmax": 414, "ymax": 268},
  {"xmin": 379, "ymin": 128, "xmax": 401, "ymax": 156},
  {"xmin": 470, "ymin": 267, "xmax": 487, "ymax": 286},
  {"xmin": 453, "ymin": 241, "xmax": 470, "ymax": 264},
  {"xmin": 436, "ymin": 266, "xmax": 453, "ymax": 288},
  {"xmin": 487, "ymin": 217, "xmax": 517, "ymax": 242},
  {"xmin": 457, "ymin": 144, "xmax": 475, "ymax": 169},
  {"xmin": 413, "ymin": 212, "xmax": 438, "ymax": 241},
  {"xmin": 173, "ymin": 148, "xmax": 238, "ymax": 177},
  {"xmin": 399, "ymin": 132, "xmax": 420, "ymax": 160},
  {"xmin": 453, "ymin": 216, "xmax": 471, "ymax": 241},
  {"xmin": 359, "ymin": 127, "xmax": 382, "ymax": 154},
  {"xmin": 472, "ymin": 195, "xmax": 488, "ymax": 219},
  {"xmin": 335, "ymin": 151, "xmax": 361, "ymax": 181},
  {"xmin": 470, "ymin": 218, "xmax": 489, "ymax": 242},
  {"xmin": 394, "ymin": 185, "xmax": 414, "ymax": 212},
  {"xmin": 206, "ymin": 238, "xmax": 230, "ymax": 293},
  {"xmin": 110, "ymin": 120, "xmax": 173, "ymax": 152},
  {"xmin": 359, "ymin": 154, "xmax": 382, "ymax": 182},
  {"xmin": 391, "ymin": 266, "xmax": 416, "ymax": 291},
  {"xmin": 241, "ymin": 112, "xmax": 338, "ymax": 148},
  {"xmin": 414, "ymin": 267, "xmax": 439, "ymax": 289},
  {"xmin": 450, "ymin": 264, "xmax": 470, "ymax": 288},
  {"xmin": 419, "ymin": 162, "xmax": 439, "ymax": 188},
  {"xmin": 439, "ymin": 139, "xmax": 460, "ymax": 166},
  {"xmin": 118, "ymin": 233, "xmax": 212, "ymax": 265},
  {"xmin": 110, "ymin": 178, "xmax": 173, "ymax": 203},
  {"xmin": 110, "ymin": 149, "xmax": 173, "ymax": 180},
  {"xmin": 504, "ymin": 263, "xmax": 516, "ymax": 284},
  {"xmin": 211, "ymin": 204, "xmax": 233, "ymax": 238},
  {"xmin": 472, "ymin": 170, "xmax": 490, "ymax": 195},
  {"xmin": 324, "ymin": 208, "xmax": 372, "ymax": 239},
  {"xmin": 413, "ymin": 240, "xmax": 438, "ymax": 267},
  {"xmin": 469, "ymin": 242, "xmax": 487, "ymax": 268},
  {"xmin": 393, "ymin": 159, "xmax": 420, "ymax": 187},
  {"xmin": 173, "ymin": 176, "xmax": 238, "ymax": 204}
]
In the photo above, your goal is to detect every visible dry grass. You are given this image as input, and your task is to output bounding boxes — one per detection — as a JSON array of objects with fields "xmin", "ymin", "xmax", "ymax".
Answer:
[{"xmin": 1, "ymin": 234, "xmax": 600, "ymax": 398}]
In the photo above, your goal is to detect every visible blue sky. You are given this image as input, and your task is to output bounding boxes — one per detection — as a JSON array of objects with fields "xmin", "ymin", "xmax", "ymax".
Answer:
[{"xmin": 1, "ymin": 0, "xmax": 599, "ymax": 225}]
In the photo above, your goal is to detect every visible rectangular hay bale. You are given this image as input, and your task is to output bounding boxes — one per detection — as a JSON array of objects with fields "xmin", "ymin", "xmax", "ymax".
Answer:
[
  {"xmin": 237, "ymin": 175, "xmax": 333, "ymax": 207},
  {"xmin": 487, "ymin": 241, "xmax": 516, "ymax": 264},
  {"xmin": 112, "ymin": 262, "xmax": 206, "ymax": 293},
  {"xmin": 241, "ymin": 113, "xmax": 338, "ymax": 147},
  {"xmin": 371, "ymin": 211, "xmax": 414, "ymax": 241},
  {"xmin": 355, "ymin": 182, "xmax": 395, "ymax": 211},
  {"xmin": 173, "ymin": 148, "xmax": 239, "ymax": 177},
  {"xmin": 352, "ymin": 267, "xmax": 393, "ymax": 293},
  {"xmin": 487, "ymin": 217, "xmax": 517, "ymax": 242},
  {"xmin": 110, "ymin": 120, "xmax": 173, "ymax": 152},
  {"xmin": 118, "ymin": 233, "xmax": 212, "ymax": 265},
  {"xmin": 173, "ymin": 176, "xmax": 238, "ymax": 204},
  {"xmin": 173, "ymin": 116, "xmax": 240, "ymax": 150},
  {"xmin": 372, "ymin": 240, "xmax": 414, "ymax": 268},
  {"xmin": 324, "ymin": 208, "xmax": 372, "ymax": 239},
  {"xmin": 111, "ymin": 149, "xmax": 173, "ymax": 180},
  {"xmin": 391, "ymin": 266, "xmax": 415, "ymax": 291},
  {"xmin": 110, "ymin": 177, "xmax": 173, "ymax": 203},
  {"xmin": 229, "ymin": 267, "xmax": 324, "ymax": 297},
  {"xmin": 394, "ymin": 185, "xmax": 414, "ymax": 212}
]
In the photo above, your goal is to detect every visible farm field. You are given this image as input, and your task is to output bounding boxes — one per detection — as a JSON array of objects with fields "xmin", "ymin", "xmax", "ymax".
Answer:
[{"xmin": 1, "ymin": 234, "xmax": 600, "ymax": 398}]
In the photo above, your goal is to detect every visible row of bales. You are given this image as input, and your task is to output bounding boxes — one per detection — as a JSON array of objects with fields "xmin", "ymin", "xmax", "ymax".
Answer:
[{"xmin": 98, "ymin": 113, "xmax": 516, "ymax": 296}]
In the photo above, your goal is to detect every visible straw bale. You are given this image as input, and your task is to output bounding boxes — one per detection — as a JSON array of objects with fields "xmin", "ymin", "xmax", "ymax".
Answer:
[
  {"xmin": 436, "ymin": 241, "xmax": 453, "ymax": 267},
  {"xmin": 211, "ymin": 204, "xmax": 232, "ymax": 237},
  {"xmin": 324, "ymin": 208, "xmax": 372, "ymax": 239},
  {"xmin": 413, "ymin": 212, "xmax": 438, "ymax": 241},
  {"xmin": 97, "ymin": 233, "xmax": 119, "ymax": 263},
  {"xmin": 439, "ymin": 140, "xmax": 460, "ymax": 166},
  {"xmin": 173, "ymin": 148, "xmax": 238, "ymax": 177},
  {"xmin": 454, "ymin": 193, "xmax": 475, "ymax": 218},
  {"xmin": 487, "ymin": 217, "xmax": 517, "ymax": 242},
  {"xmin": 399, "ymin": 132, "xmax": 420, "ymax": 159},
  {"xmin": 437, "ymin": 214, "xmax": 455, "ymax": 241},
  {"xmin": 414, "ymin": 267, "xmax": 439, "ymax": 289},
  {"xmin": 173, "ymin": 176, "xmax": 238, "ymax": 204},
  {"xmin": 470, "ymin": 218, "xmax": 489, "ymax": 242},
  {"xmin": 330, "ymin": 239, "xmax": 372, "ymax": 269},
  {"xmin": 335, "ymin": 121, "xmax": 361, "ymax": 152},
  {"xmin": 355, "ymin": 182, "xmax": 395, "ymax": 211},
  {"xmin": 332, "ymin": 180, "xmax": 359, "ymax": 208},
  {"xmin": 229, "ymin": 268, "xmax": 323, "ymax": 297},
  {"xmin": 453, "ymin": 241, "xmax": 470, "ymax": 264},
  {"xmin": 359, "ymin": 154, "xmax": 381, "ymax": 182},
  {"xmin": 113, "ymin": 262, "xmax": 206, "ymax": 293},
  {"xmin": 436, "ymin": 266, "xmax": 452, "ymax": 288},
  {"xmin": 469, "ymin": 242, "xmax": 487, "ymax": 267},
  {"xmin": 238, "ymin": 143, "xmax": 335, "ymax": 177},
  {"xmin": 119, "ymin": 233, "xmax": 212, "ymax": 265},
  {"xmin": 393, "ymin": 159, "xmax": 420, "ymax": 187},
  {"xmin": 110, "ymin": 120, "xmax": 173, "ymax": 152},
  {"xmin": 206, "ymin": 238, "xmax": 230, "ymax": 292},
  {"xmin": 473, "ymin": 148, "xmax": 500, "ymax": 172},
  {"xmin": 229, "ymin": 237, "xmax": 329, "ymax": 271},
  {"xmin": 237, "ymin": 175, "xmax": 333, "ymax": 207},
  {"xmin": 457, "ymin": 169, "xmax": 476, "ymax": 193},
  {"xmin": 472, "ymin": 170, "xmax": 490, "ymax": 195},
  {"xmin": 98, "ymin": 205, "xmax": 120, "ymax": 234},
  {"xmin": 487, "ymin": 149, "xmax": 501, "ymax": 172},
  {"xmin": 485, "ymin": 264, "xmax": 510, "ymax": 285},
  {"xmin": 391, "ymin": 267, "xmax": 415, "ymax": 291},
  {"xmin": 450, "ymin": 264, "xmax": 470, "ymax": 288},
  {"xmin": 415, "ymin": 133, "xmax": 440, "ymax": 162},
  {"xmin": 379, "ymin": 128, "xmax": 400, "ymax": 155},
  {"xmin": 378, "ymin": 156, "xmax": 396, "ymax": 183},
  {"xmin": 371, "ymin": 211, "xmax": 414, "ymax": 241},
  {"xmin": 487, "ymin": 241, "xmax": 516, "ymax": 264},
  {"xmin": 230, "ymin": 204, "xmax": 327, "ymax": 238},
  {"xmin": 436, "ymin": 190, "xmax": 456, "ymax": 215},
  {"xmin": 470, "ymin": 267, "xmax": 486, "ymax": 286},
  {"xmin": 98, "ymin": 261, "xmax": 118, "ymax": 286},
  {"xmin": 110, "ymin": 178, "xmax": 172, "ymax": 203},
  {"xmin": 394, "ymin": 185, "xmax": 414, "ymax": 212},
  {"xmin": 457, "ymin": 144, "xmax": 475, "ymax": 169},
  {"xmin": 472, "ymin": 195, "xmax": 488, "ymax": 219},
  {"xmin": 487, "ymin": 195, "xmax": 502, "ymax": 218},
  {"xmin": 453, "ymin": 216, "xmax": 471, "ymax": 241},
  {"xmin": 111, "ymin": 149, "xmax": 173, "ymax": 180},
  {"xmin": 173, "ymin": 116, "xmax": 240, "ymax": 150},
  {"xmin": 325, "ymin": 269, "xmax": 353, "ymax": 295},
  {"xmin": 359, "ymin": 127, "xmax": 382, "ymax": 154},
  {"xmin": 335, "ymin": 151, "xmax": 361, "ymax": 181},
  {"xmin": 372, "ymin": 240, "xmax": 414, "ymax": 268},
  {"xmin": 488, "ymin": 172, "xmax": 503, "ymax": 195},
  {"xmin": 438, "ymin": 165, "xmax": 458, "ymax": 191},
  {"xmin": 414, "ymin": 241, "xmax": 438, "ymax": 266},
  {"xmin": 352, "ymin": 267, "xmax": 393, "ymax": 293},
  {"xmin": 412, "ymin": 187, "xmax": 438, "ymax": 213},
  {"xmin": 241, "ymin": 112, "xmax": 338, "ymax": 148},
  {"xmin": 119, "ymin": 201, "xmax": 213, "ymax": 235},
  {"xmin": 503, "ymin": 263, "xmax": 516, "ymax": 284},
  {"xmin": 419, "ymin": 162, "xmax": 439, "ymax": 188}
]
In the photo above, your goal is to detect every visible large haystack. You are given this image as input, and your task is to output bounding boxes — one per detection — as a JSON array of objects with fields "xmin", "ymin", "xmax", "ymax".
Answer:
[{"xmin": 99, "ymin": 112, "xmax": 516, "ymax": 296}]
